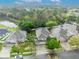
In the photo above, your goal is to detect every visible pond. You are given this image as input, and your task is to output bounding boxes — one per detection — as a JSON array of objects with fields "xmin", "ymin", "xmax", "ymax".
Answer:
[
  {"xmin": 59, "ymin": 50, "xmax": 79, "ymax": 59},
  {"xmin": 27, "ymin": 50, "xmax": 79, "ymax": 59}
]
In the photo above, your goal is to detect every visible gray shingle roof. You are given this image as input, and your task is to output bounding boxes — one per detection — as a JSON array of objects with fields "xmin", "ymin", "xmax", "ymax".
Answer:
[
  {"xmin": 36, "ymin": 28, "xmax": 49, "ymax": 41},
  {"xmin": 5, "ymin": 30, "xmax": 26, "ymax": 44},
  {"xmin": 0, "ymin": 28, "xmax": 9, "ymax": 36}
]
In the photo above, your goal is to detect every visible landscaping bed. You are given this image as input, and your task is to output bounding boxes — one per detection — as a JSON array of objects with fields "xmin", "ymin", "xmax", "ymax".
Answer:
[
  {"xmin": 10, "ymin": 42, "xmax": 36, "ymax": 57},
  {"xmin": 0, "ymin": 43, "xmax": 3, "ymax": 51}
]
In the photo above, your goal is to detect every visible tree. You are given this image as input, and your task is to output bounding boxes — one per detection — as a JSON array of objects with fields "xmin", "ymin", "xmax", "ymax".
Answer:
[
  {"xmin": 46, "ymin": 37, "xmax": 61, "ymax": 50},
  {"xmin": 18, "ymin": 19, "xmax": 34, "ymax": 32},
  {"xmin": 67, "ymin": 15, "xmax": 77, "ymax": 23},
  {"xmin": 46, "ymin": 37, "xmax": 61, "ymax": 58}
]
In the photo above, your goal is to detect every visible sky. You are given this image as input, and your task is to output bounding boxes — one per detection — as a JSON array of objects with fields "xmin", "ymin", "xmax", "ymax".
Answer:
[{"xmin": 0, "ymin": 0, "xmax": 79, "ymax": 7}]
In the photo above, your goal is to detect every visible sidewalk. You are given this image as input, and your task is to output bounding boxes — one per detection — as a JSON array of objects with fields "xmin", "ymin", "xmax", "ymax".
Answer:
[
  {"xmin": 61, "ymin": 42, "xmax": 71, "ymax": 51},
  {"xmin": 0, "ymin": 47, "xmax": 11, "ymax": 58}
]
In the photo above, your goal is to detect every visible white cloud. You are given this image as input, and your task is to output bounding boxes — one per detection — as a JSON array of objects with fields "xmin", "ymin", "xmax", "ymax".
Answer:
[
  {"xmin": 15, "ymin": 1, "xmax": 23, "ymax": 4},
  {"xmin": 19, "ymin": 0, "xmax": 42, "ymax": 2},
  {"xmin": 51, "ymin": 0, "xmax": 61, "ymax": 2},
  {"xmin": 15, "ymin": 0, "xmax": 42, "ymax": 5}
]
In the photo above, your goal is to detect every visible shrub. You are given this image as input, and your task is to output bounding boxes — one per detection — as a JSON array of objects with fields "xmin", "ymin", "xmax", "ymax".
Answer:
[
  {"xmin": 11, "ymin": 45, "xmax": 18, "ymax": 53},
  {"xmin": 68, "ymin": 34, "xmax": 79, "ymax": 48}
]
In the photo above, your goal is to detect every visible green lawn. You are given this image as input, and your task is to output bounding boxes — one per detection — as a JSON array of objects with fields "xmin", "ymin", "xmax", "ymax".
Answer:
[{"xmin": 0, "ymin": 24, "xmax": 18, "ymax": 31}]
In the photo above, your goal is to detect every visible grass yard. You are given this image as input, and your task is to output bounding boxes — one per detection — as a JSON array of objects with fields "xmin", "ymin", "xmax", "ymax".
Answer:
[
  {"xmin": 0, "ymin": 43, "xmax": 3, "ymax": 51},
  {"xmin": 0, "ymin": 24, "xmax": 18, "ymax": 31}
]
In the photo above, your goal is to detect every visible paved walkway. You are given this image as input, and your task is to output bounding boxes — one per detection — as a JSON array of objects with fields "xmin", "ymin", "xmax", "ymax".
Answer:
[
  {"xmin": 36, "ymin": 45, "xmax": 48, "ymax": 55},
  {"xmin": 61, "ymin": 42, "xmax": 71, "ymax": 51},
  {"xmin": 0, "ymin": 47, "xmax": 11, "ymax": 58}
]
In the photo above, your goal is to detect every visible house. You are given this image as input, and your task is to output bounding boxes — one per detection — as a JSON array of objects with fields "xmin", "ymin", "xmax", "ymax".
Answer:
[
  {"xmin": 4, "ymin": 30, "xmax": 26, "ymax": 46},
  {"xmin": 36, "ymin": 27, "xmax": 50, "ymax": 45},
  {"xmin": 51, "ymin": 23, "xmax": 78, "ymax": 42}
]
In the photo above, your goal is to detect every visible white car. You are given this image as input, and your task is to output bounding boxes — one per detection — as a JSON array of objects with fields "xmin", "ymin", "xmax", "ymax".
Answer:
[{"xmin": 15, "ymin": 55, "xmax": 23, "ymax": 59}]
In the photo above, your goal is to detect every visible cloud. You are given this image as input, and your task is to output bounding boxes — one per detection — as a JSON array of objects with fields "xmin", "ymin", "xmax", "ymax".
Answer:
[
  {"xmin": 51, "ymin": 0, "xmax": 61, "ymax": 2},
  {"xmin": 15, "ymin": 1, "xmax": 23, "ymax": 4},
  {"xmin": 19, "ymin": 0, "xmax": 42, "ymax": 2},
  {"xmin": 15, "ymin": 0, "xmax": 42, "ymax": 5}
]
